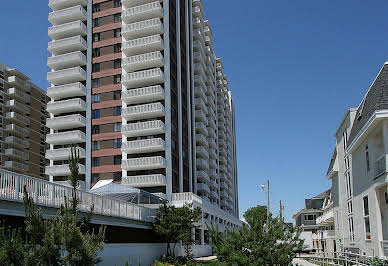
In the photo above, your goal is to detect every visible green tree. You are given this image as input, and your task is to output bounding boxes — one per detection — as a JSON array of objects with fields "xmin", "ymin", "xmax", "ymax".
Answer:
[
  {"xmin": 209, "ymin": 205, "xmax": 303, "ymax": 266},
  {"xmin": 153, "ymin": 201, "xmax": 201, "ymax": 259}
]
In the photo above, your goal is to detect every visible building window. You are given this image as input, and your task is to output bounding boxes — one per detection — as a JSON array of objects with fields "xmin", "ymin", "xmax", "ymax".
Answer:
[
  {"xmin": 93, "ymin": 33, "xmax": 100, "ymax": 42},
  {"xmin": 114, "ymin": 0, "xmax": 122, "ymax": 8},
  {"xmin": 93, "ymin": 18, "xmax": 100, "ymax": 27},
  {"xmin": 114, "ymin": 155, "xmax": 122, "ymax": 165},
  {"xmin": 92, "ymin": 141, "xmax": 100, "ymax": 150},
  {"xmin": 92, "ymin": 3, "xmax": 100, "ymax": 13},
  {"xmin": 113, "ymin": 106, "xmax": 121, "ymax": 116},
  {"xmin": 92, "ymin": 63, "xmax": 100, "ymax": 73},
  {"xmin": 385, "ymin": 191, "xmax": 388, "ymax": 204},
  {"xmin": 92, "ymin": 48, "xmax": 100, "ymax": 57},
  {"xmin": 365, "ymin": 145, "xmax": 370, "ymax": 172},
  {"xmin": 113, "ymin": 122, "xmax": 121, "ymax": 132},
  {"xmin": 113, "ymin": 74, "xmax": 121, "ymax": 84},
  {"xmin": 363, "ymin": 196, "xmax": 371, "ymax": 239},
  {"xmin": 348, "ymin": 217, "xmax": 355, "ymax": 242},
  {"xmin": 92, "ymin": 157, "xmax": 100, "ymax": 167},
  {"xmin": 92, "ymin": 78, "xmax": 100, "ymax": 88},
  {"xmin": 113, "ymin": 90, "xmax": 121, "ymax": 100},
  {"xmin": 304, "ymin": 214, "xmax": 316, "ymax": 221},
  {"xmin": 92, "ymin": 94, "xmax": 100, "ymax": 103},
  {"xmin": 114, "ymin": 43, "xmax": 121, "ymax": 53},
  {"xmin": 113, "ymin": 138, "xmax": 122, "ymax": 148},
  {"xmin": 92, "ymin": 125, "xmax": 100, "ymax": 134},
  {"xmin": 114, "ymin": 13, "xmax": 121, "ymax": 23},
  {"xmin": 92, "ymin": 109, "xmax": 100, "ymax": 119},
  {"xmin": 346, "ymin": 172, "xmax": 352, "ymax": 198},
  {"xmin": 114, "ymin": 28, "xmax": 121, "ymax": 38},
  {"xmin": 92, "ymin": 173, "xmax": 100, "ymax": 184},
  {"xmin": 114, "ymin": 59, "xmax": 121, "ymax": 69},
  {"xmin": 113, "ymin": 172, "xmax": 122, "ymax": 181}
]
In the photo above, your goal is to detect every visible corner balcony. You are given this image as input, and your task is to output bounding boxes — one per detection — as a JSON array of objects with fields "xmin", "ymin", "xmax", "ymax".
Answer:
[
  {"xmin": 48, "ymin": 5, "xmax": 87, "ymax": 25},
  {"xmin": 122, "ymin": 156, "xmax": 166, "ymax": 171},
  {"xmin": 47, "ymin": 82, "xmax": 87, "ymax": 100},
  {"xmin": 196, "ymin": 134, "xmax": 208, "ymax": 147},
  {"xmin": 123, "ymin": 101, "xmax": 164, "ymax": 121},
  {"xmin": 47, "ymin": 51, "xmax": 87, "ymax": 71},
  {"xmin": 123, "ymin": 35, "xmax": 163, "ymax": 57},
  {"xmin": 197, "ymin": 183, "xmax": 210, "ymax": 194},
  {"xmin": 122, "ymin": 68, "xmax": 164, "ymax": 89},
  {"xmin": 207, "ymin": 138, "xmax": 216, "ymax": 149},
  {"xmin": 49, "ymin": 0, "xmax": 87, "ymax": 11},
  {"xmin": 46, "ymin": 130, "xmax": 86, "ymax": 145},
  {"xmin": 122, "ymin": 51, "xmax": 164, "ymax": 72},
  {"xmin": 45, "ymin": 164, "xmax": 85, "ymax": 176},
  {"xmin": 122, "ymin": 85, "xmax": 164, "ymax": 105},
  {"xmin": 5, "ymin": 136, "xmax": 29, "ymax": 149},
  {"xmin": 122, "ymin": 2, "xmax": 163, "ymax": 24},
  {"xmin": 122, "ymin": 174, "xmax": 167, "ymax": 187},
  {"xmin": 122, "ymin": 18, "xmax": 163, "ymax": 40},
  {"xmin": 6, "ymin": 100, "xmax": 30, "ymax": 114},
  {"xmin": 122, "ymin": 138, "xmax": 165, "ymax": 154},
  {"xmin": 6, "ymin": 112, "xmax": 29, "ymax": 125},
  {"xmin": 48, "ymin": 35, "xmax": 87, "ymax": 56},
  {"xmin": 46, "ymin": 114, "xmax": 86, "ymax": 130},
  {"xmin": 197, "ymin": 171, "xmax": 210, "ymax": 183},
  {"xmin": 122, "ymin": 120, "xmax": 165, "ymax": 137},
  {"xmin": 48, "ymin": 21, "xmax": 87, "ymax": 40},
  {"xmin": 196, "ymin": 146, "xmax": 209, "ymax": 159},
  {"xmin": 196, "ymin": 158, "xmax": 209, "ymax": 170},
  {"xmin": 45, "ymin": 147, "xmax": 86, "ymax": 161},
  {"xmin": 47, "ymin": 98, "xmax": 86, "ymax": 115},
  {"xmin": 4, "ymin": 161, "xmax": 28, "ymax": 172},
  {"xmin": 47, "ymin": 67, "xmax": 86, "ymax": 86},
  {"xmin": 5, "ymin": 124, "xmax": 29, "ymax": 137},
  {"xmin": 7, "ymin": 88, "xmax": 30, "ymax": 103},
  {"xmin": 195, "ymin": 110, "xmax": 208, "ymax": 124},
  {"xmin": 5, "ymin": 148, "xmax": 29, "ymax": 160},
  {"xmin": 7, "ymin": 76, "xmax": 30, "ymax": 91}
]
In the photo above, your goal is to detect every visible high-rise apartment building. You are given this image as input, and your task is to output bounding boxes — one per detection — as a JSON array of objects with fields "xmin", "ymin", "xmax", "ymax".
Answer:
[
  {"xmin": 0, "ymin": 62, "xmax": 49, "ymax": 179},
  {"xmin": 46, "ymin": 0, "xmax": 239, "ymax": 217}
]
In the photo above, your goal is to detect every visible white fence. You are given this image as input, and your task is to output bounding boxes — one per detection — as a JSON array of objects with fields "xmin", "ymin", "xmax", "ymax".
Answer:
[{"xmin": 0, "ymin": 169, "xmax": 155, "ymax": 222}]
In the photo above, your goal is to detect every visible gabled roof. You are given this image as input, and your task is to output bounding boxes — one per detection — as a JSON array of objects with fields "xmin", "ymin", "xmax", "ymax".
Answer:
[
  {"xmin": 326, "ymin": 148, "xmax": 337, "ymax": 176},
  {"xmin": 348, "ymin": 62, "xmax": 388, "ymax": 146}
]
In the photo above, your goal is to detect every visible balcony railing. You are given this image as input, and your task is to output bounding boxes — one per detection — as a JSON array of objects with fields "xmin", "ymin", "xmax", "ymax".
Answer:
[
  {"xmin": 4, "ymin": 161, "xmax": 28, "ymax": 172},
  {"xmin": 48, "ymin": 20, "xmax": 87, "ymax": 40},
  {"xmin": 195, "ymin": 110, "xmax": 208, "ymax": 124},
  {"xmin": 46, "ymin": 114, "xmax": 86, "ymax": 130},
  {"xmin": 45, "ymin": 147, "xmax": 86, "ymax": 161},
  {"xmin": 196, "ymin": 146, "xmax": 209, "ymax": 159},
  {"xmin": 122, "ymin": 34, "xmax": 164, "ymax": 56},
  {"xmin": 48, "ymin": 5, "xmax": 87, "ymax": 26},
  {"xmin": 47, "ymin": 66, "xmax": 87, "ymax": 86},
  {"xmin": 122, "ymin": 174, "xmax": 166, "ymax": 188},
  {"xmin": 122, "ymin": 138, "xmax": 165, "ymax": 154},
  {"xmin": 46, "ymin": 163, "xmax": 85, "ymax": 176},
  {"xmin": 48, "ymin": 35, "xmax": 87, "ymax": 56},
  {"xmin": 6, "ymin": 112, "xmax": 30, "ymax": 125},
  {"xmin": 196, "ymin": 134, "xmax": 208, "ymax": 146},
  {"xmin": 122, "ymin": 102, "xmax": 165, "ymax": 121},
  {"xmin": 5, "ymin": 124, "xmax": 29, "ymax": 137},
  {"xmin": 122, "ymin": 156, "xmax": 166, "ymax": 171},
  {"xmin": 122, "ymin": 0, "xmax": 162, "ymax": 8},
  {"xmin": 122, "ymin": 1, "xmax": 163, "ymax": 24},
  {"xmin": 46, "ymin": 130, "xmax": 86, "ymax": 145},
  {"xmin": 49, "ymin": 0, "xmax": 87, "ymax": 11},
  {"xmin": 316, "ymin": 208, "xmax": 334, "ymax": 226},
  {"xmin": 122, "ymin": 85, "xmax": 164, "ymax": 105},
  {"xmin": 5, "ymin": 148, "xmax": 29, "ymax": 160},
  {"xmin": 197, "ymin": 171, "xmax": 210, "ymax": 183},
  {"xmin": 47, "ymin": 82, "xmax": 87, "ymax": 100},
  {"xmin": 6, "ymin": 99, "xmax": 30, "ymax": 114},
  {"xmin": 122, "ymin": 120, "xmax": 165, "ymax": 137},
  {"xmin": 196, "ymin": 158, "xmax": 209, "ymax": 170},
  {"xmin": 122, "ymin": 18, "xmax": 163, "ymax": 40},
  {"xmin": 195, "ymin": 122, "xmax": 208, "ymax": 136},
  {"xmin": 7, "ymin": 76, "xmax": 30, "ymax": 91},
  {"xmin": 7, "ymin": 87, "xmax": 30, "ymax": 103},
  {"xmin": 374, "ymin": 154, "xmax": 387, "ymax": 178},
  {"xmin": 47, "ymin": 98, "xmax": 86, "ymax": 115},
  {"xmin": 5, "ymin": 136, "xmax": 29, "ymax": 149},
  {"xmin": 122, "ymin": 51, "xmax": 164, "ymax": 72},
  {"xmin": 122, "ymin": 68, "xmax": 164, "ymax": 89},
  {"xmin": 197, "ymin": 183, "xmax": 210, "ymax": 194},
  {"xmin": 47, "ymin": 51, "xmax": 87, "ymax": 71}
]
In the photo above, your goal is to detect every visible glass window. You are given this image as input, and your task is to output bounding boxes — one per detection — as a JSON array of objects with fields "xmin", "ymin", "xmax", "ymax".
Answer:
[
  {"xmin": 113, "ymin": 122, "xmax": 121, "ymax": 132},
  {"xmin": 92, "ymin": 94, "xmax": 100, "ymax": 103},
  {"xmin": 92, "ymin": 4, "xmax": 100, "ymax": 13},
  {"xmin": 113, "ymin": 91, "xmax": 121, "ymax": 100},
  {"xmin": 114, "ymin": 0, "xmax": 122, "ymax": 7},
  {"xmin": 114, "ymin": 29, "xmax": 121, "ymax": 38},
  {"xmin": 93, "ymin": 33, "xmax": 100, "ymax": 42},
  {"xmin": 113, "ymin": 138, "xmax": 122, "ymax": 148},
  {"xmin": 365, "ymin": 218, "xmax": 371, "ymax": 239},
  {"xmin": 365, "ymin": 145, "xmax": 370, "ymax": 172},
  {"xmin": 114, "ymin": 155, "xmax": 122, "ymax": 165},
  {"xmin": 114, "ymin": 74, "xmax": 121, "ymax": 84},
  {"xmin": 114, "ymin": 43, "xmax": 121, "ymax": 53},
  {"xmin": 113, "ymin": 106, "xmax": 121, "ymax": 116},
  {"xmin": 113, "ymin": 172, "xmax": 122, "ymax": 181},
  {"xmin": 363, "ymin": 196, "xmax": 369, "ymax": 216},
  {"xmin": 92, "ymin": 109, "xmax": 100, "ymax": 119},
  {"xmin": 92, "ymin": 48, "xmax": 100, "ymax": 57},
  {"xmin": 114, "ymin": 13, "xmax": 121, "ymax": 23},
  {"xmin": 92, "ymin": 141, "xmax": 100, "ymax": 150},
  {"xmin": 92, "ymin": 173, "xmax": 100, "ymax": 184},
  {"xmin": 92, "ymin": 125, "xmax": 100, "ymax": 134},
  {"xmin": 92, "ymin": 63, "xmax": 100, "ymax": 73},
  {"xmin": 92, "ymin": 78, "xmax": 100, "ymax": 88},
  {"xmin": 93, "ymin": 18, "xmax": 100, "ymax": 27},
  {"xmin": 114, "ymin": 59, "xmax": 121, "ymax": 69},
  {"xmin": 92, "ymin": 157, "xmax": 100, "ymax": 167}
]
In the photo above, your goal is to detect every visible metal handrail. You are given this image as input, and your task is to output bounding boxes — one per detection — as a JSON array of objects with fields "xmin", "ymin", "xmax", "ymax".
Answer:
[{"xmin": 308, "ymin": 251, "xmax": 388, "ymax": 265}]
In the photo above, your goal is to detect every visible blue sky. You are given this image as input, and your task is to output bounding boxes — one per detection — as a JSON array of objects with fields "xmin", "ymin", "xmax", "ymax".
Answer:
[{"xmin": 1, "ymin": 1, "xmax": 388, "ymax": 221}]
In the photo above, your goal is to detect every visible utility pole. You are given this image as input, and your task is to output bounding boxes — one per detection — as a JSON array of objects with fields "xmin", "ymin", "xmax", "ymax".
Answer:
[
  {"xmin": 279, "ymin": 200, "xmax": 283, "ymax": 227},
  {"xmin": 266, "ymin": 179, "xmax": 270, "ymax": 229}
]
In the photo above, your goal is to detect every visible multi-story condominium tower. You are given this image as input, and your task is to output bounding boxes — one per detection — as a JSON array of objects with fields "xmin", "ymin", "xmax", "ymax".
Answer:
[
  {"xmin": 46, "ymin": 0, "xmax": 240, "ymax": 223},
  {"xmin": 0, "ymin": 62, "xmax": 49, "ymax": 179}
]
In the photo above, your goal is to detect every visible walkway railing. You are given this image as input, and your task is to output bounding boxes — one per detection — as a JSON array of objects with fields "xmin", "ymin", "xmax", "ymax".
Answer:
[
  {"xmin": 308, "ymin": 251, "xmax": 388, "ymax": 265},
  {"xmin": 0, "ymin": 169, "xmax": 155, "ymax": 222}
]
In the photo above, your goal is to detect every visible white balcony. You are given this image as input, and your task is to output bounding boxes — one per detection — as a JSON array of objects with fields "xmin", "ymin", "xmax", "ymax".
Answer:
[
  {"xmin": 46, "ymin": 114, "xmax": 86, "ymax": 130},
  {"xmin": 122, "ymin": 156, "xmax": 166, "ymax": 171},
  {"xmin": 122, "ymin": 18, "xmax": 163, "ymax": 40},
  {"xmin": 195, "ymin": 110, "xmax": 208, "ymax": 124},
  {"xmin": 122, "ymin": 174, "xmax": 167, "ymax": 187},
  {"xmin": 196, "ymin": 146, "xmax": 209, "ymax": 159},
  {"xmin": 122, "ymin": 102, "xmax": 164, "ymax": 121},
  {"xmin": 122, "ymin": 120, "xmax": 165, "ymax": 137},
  {"xmin": 122, "ymin": 68, "xmax": 164, "ymax": 89},
  {"xmin": 122, "ymin": 2, "xmax": 163, "ymax": 24},
  {"xmin": 5, "ymin": 148, "xmax": 29, "ymax": 160},
  {"xmin": 7, "ymin": 88, "xmax": 30, "ymax": 103},
  {"xmin": 4, "ymin": 161, "xmax": 28, "ymax": 172},
  {"xmin": 122, "ymin": 0, "xmax": 162, "ymax": 8},
  {"xmin": 47, "ymin": 82, "xmax": 87, "ymax": 100},
  {"xmin": 122, "ymin": 51, "xmax": 164, "ymax": 72},
  {"xmin": 6, "ymin": 100, "xmax": 30, "ymax": 114},
  {"xmin": 47, "ymin": 67, "xmax": 86, "ymax": 86},
  {"xmin": 48, "ymin": 35, "xmax": 87, "ymax": 56},
  {"xmin": 46, "ymin": 130, "xmax": 86, "ymax": 145},
  {"xmin": 196, "ymin": 134, "xmax": 208, "ymax": 146},
  {"xmin": 122, "ymin": 35, "xmax": 164, "ymax": 56},
  {"xmin": 195, "ymin": 98, "xmax": 207, "ymax": 113},
  {"xmin": 48, "ymin": 21, "xmax": 87, "ymax": 40},
  {"xmin": 45, "ymin": 147, "xmax": 86, "ymax": 161},
  {"xmin": 316, "ymin": 208, "xmax": 334, "ymax": 226},
  {"xmin": 122, "ymin": 138, "xmax": 165, "ymax": 154},
  {"xmin": 49, "ymin": 0, "xmax": 87, "ymax": 11},
  {"xmin": 195, "ymin": 122, "xmax": 208, "ymax": 136},
  {"xmin": 6, "ymin": 112, "xmax": 29, "ymax": 125},
  {"xmin": 197, "ymin": 171, "xmax": 210, "ymax": 182},
  {"xmin": 197, "ymin": 183, "xmax": 210, "ymax": 194},
  {"xmin": 49, "ymin": 5, "xmax": 87, "ymax": 25},
  {"xmin": 47, "ymin": 98, "xmax": 86, "ymax": 115},
  {"xmin": 4, "ymin": 136, "xmax": 29, "ymax": 149},
  {"xmin": 122, "ymin": 85, "xmax": 164, "ymax": 105},
  {"xmin": 196, "ymin": 158, "xmax": 209, "ymax": 170},
  {"xmin": 47, "ymin": 51, "xmax": 87, "ymax": 71},
  {"xmin": 5, "ymin": 124, "xmax": 29, "ymax": 137},
  {"xmin": 45, "ymin": 164, "xmax": 85, "ymax": 176},
  {"xmin": 7, "ymin": 76, "xmax": 30, "ymax": 91},
  {"xmin": 312, "ymin": 230, "xmax": 336, "ymax": 240}
]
